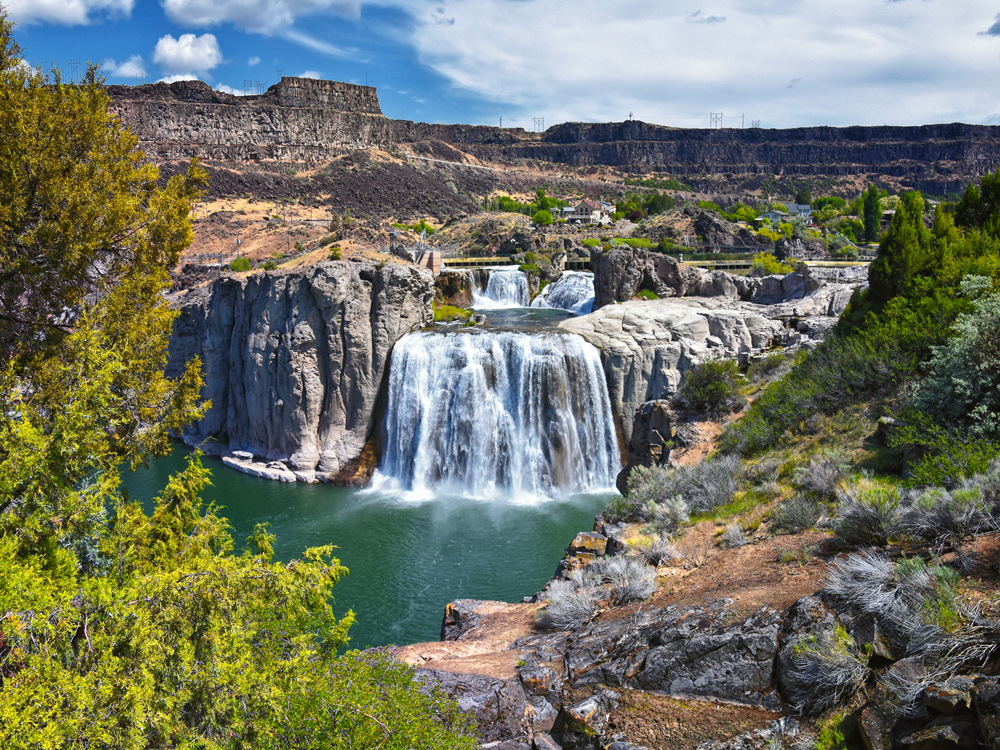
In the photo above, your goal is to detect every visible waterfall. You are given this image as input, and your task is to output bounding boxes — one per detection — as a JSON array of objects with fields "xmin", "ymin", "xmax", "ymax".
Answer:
[
  {"xmin": 372, "ymin": 330, "xmax": 620, "ymax": 500},
  {"xmin": 471, "ymin": 267, "xmax": 530, "ymax": 308},
  {"xmin": 531, "ymin": 271, "xmax": 595, "ymax": 315}
]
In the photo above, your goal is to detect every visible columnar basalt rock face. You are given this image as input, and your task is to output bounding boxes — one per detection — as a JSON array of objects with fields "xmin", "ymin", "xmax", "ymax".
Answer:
[
  {"xmin": 166, "ymin": 261, "xmax": 434, "ymax": 481},
  {"xmin": 108, "ymin": 79, "xmax": 1000, "ymax": 193}
]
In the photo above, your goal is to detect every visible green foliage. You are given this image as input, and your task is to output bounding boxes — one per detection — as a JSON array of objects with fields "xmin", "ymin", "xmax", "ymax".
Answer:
[
  {"xmin": 643, "ymin": 192, "xmax": 674, "ymax": 216},
  {"xmin": 262, "ymin": 260, "xmax": 278, "ymax": 270},
  {"xmin": 635, "ymin": 289, "xmax": 658, "ymax": 300},
  {"xmin": 794, "ymin": 186, "xmax": 812, "ymax": 205},
  {"xmin": 230, "ymin": 256, "xmax": 252, "ymax": 272},
  {"xmin": 393, "ymin": 218, "xmax": 436, "ymax": 235},
  {"xmin": 863, "ymin": 183, "xmax": 881, "ymax": 242},
  {"xmin": 813, "ymin": 196, "xmax": 847, "ymax": 212},
  {"xmin": 433, "ymin": 304, "xmax": 472, "ymax": 322},
  {"xmin": 890, "ymin": 414, "xmax": 1000, "ymax": 489},
  {"xmin": 532, "ymin": 209, "xmax": 553, "ymax": 225},
  {"xmin": 623, "ymin": 176, "xmax": 694, "ymax": 192},
  {"xmin": 955, "ymin": 164, "xmax": 1000, "ymax": 236},
  {"xmin": 0, "ymin": 19, "xmax": 477, "ymax": 748},
  {"xmin": 697, "ymin": 199, "xmax": 721, "ymax": 213},
  {"xmin": 519, "ymin": 263, "xmax": 541, "ymax": 274},
  {"xmin": 868, "ymin": 192, "xmax": 934, "ymax": 305},
  {"xmin": 329, "ymin": 246, "xmax": 343, "ymax": 260},
  {"xmin": 676, "ymin": 359, "xmax": 746, "ymax": 418},
  {"xmin": 581, "ymin": 238, "xmax": 600, "ymax": 247},
  {"xmin": 748, "ymin": 252, "xmax": 793, "ymax": 277}
]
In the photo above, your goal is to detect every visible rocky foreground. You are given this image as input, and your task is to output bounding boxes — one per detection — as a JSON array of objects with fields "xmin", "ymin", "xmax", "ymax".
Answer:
[{"xmin": 393, "ymin": 520, "xmax": 1000, "ymax": 750}]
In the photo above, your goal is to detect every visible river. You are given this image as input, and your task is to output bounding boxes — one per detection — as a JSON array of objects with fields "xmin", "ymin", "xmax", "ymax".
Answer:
[{"xmin": 121, "ymin": 268, "xmax": 614, "ymax": 650}]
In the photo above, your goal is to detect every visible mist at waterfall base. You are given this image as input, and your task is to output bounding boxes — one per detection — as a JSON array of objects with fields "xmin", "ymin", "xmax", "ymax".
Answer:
[
  {"xmin": 119, "ymin": 448, "xmax": 612, "ymax": 649},
  {"xmin": 119, "ymin": 267, "xmax": 616, "ymax": 649}
]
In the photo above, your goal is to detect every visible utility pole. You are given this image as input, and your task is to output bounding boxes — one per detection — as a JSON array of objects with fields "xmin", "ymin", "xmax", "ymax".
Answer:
[{"xmin": 69, "ymin": 61, "xmax": 79, "ymax": 83}]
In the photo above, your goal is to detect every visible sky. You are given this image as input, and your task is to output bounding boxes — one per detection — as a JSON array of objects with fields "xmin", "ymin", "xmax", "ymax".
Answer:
[{"xmin": 5, "ymin": 0, "xmax": 1000, "ymax": 130}]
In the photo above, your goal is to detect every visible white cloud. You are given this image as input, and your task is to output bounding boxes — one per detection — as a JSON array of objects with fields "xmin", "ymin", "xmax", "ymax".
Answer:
[
  {"xmin": 393, "ymin": 0, "xmax": 1000, "ymax": 128},
  {"xmin": 153, "ymin": 33, "xmax": 223, "ymax": 76},
  {"xmin": 157, "ymin": 73, "xmax": 201, "ymax": 83},
  {"xmin": 104, "ymin": 54, "xmax": 146, "ymax": 79},
  {"xmin": 5, "ymin": 0, "xmax": 132, "ymax": 26},
  {"xmin": 299, "ymin": 70, "xmax": 323, "ymax": 79},
  {"xmin": 161, "ymin": 0, "xmax": 355, "ymax": 34},
  {"xmin": 215, "ymin": 83, "xmax": 245, "ymax": 95},
  {"xmin": 248, "ymin": 56, "xmax": 261, "ymax": 66}
]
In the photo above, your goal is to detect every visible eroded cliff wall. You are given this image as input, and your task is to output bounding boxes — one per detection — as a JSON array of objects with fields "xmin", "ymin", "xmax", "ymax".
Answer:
[
  {"xmin": 166, "ymin": 261, "xmax": 434, "ymax": 481},
  {"xmin": 109, "ymin": 78, "xmax": 1000, "ymax": 194}
]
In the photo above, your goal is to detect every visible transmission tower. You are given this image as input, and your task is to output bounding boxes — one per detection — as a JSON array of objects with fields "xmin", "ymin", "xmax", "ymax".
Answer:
[
  {"xmin": 751, "ymin": 119, "xmax": 761, "ymax": 128},
  {"xmin": 243, "ymin": 79, "xmax": 254, "ymax": 96},
  {"xmin": 709, "ymin": 112, "xmax": 724, "ymax": 129},
  {"xmin": 69, "ymin": 61, "xmax": 80, "ymax": 83},
  {"xmin": 533, "ymin": 117, "xmax": 544, "ymax": 133}
]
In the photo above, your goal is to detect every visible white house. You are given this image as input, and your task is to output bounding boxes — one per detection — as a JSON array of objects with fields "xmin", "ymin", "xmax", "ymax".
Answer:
[{"xmin": 757, "ymin": 209, "xmax": 791, "ymax": 224}]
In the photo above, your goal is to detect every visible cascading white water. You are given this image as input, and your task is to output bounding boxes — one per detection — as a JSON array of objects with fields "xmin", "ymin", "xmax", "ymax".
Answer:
[
  {"xmin": 471, "ymin": 267, "xmax": 530, "ymax": 308},
  {"xmin": 531, "ymin": 271, "xmax": 595, "ymax": 315},
  {"xmin": 372, "ymin": 330, "xmax": 620, "ymax": 500}
]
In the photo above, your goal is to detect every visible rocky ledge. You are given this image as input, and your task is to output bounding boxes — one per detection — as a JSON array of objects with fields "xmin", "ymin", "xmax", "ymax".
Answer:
[
  {"xmin": 561, "ymin": 251, "xmax": 866, "ymax": 447},
  {"xmin": 166, "ymin": 260, "xmax": 434, "ymax": 482},
  {"xmin": 396, "ymin": 524, "xmax": 1000, "ymax": 750}
]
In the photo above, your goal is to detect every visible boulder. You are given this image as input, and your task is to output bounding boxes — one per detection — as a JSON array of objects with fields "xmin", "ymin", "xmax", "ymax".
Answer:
[
  {"xmin": 924, "ymin": 677, "xmax": 977, "ymax": 715},
  {"xmin": 973, "ymin": 679, "xmax": 1000, "ymax": 748},
  {"xmin": 775, "ymin": 596, "xmax": 841, "ymax": 705},
  {"xmin": 416, "ymin": 669, "xmax": 532, "ymax": 745},
  {"xmin": 441, "ymin": 599, "xmax": 484, "ymax": 641},
  {"xmin": 567, "ymin": 532, "xmax": 608, "ymax": 556},
  {"xmin": 435, "ymin": 270, "xmax": 474, "ymax": 307},
  {"xmin": 616, "ymin": 400, "xmax": 673, "ymax": 494},
  {"xmin": 899, "ymin": 723, "xmax": 979, "ymax": 750}
]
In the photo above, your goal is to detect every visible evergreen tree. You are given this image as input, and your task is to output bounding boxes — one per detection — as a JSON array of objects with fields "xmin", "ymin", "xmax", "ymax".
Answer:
[{"xmin": 863, "ymin": 184, "xmax": 880, "ymax": 243}]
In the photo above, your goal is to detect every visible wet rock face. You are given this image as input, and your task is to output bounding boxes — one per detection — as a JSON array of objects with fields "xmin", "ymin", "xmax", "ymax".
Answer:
[
  {"xmin": 434, "ymin": 270, "xmax": 474, "ymax": 307},
  {"xmin": 166, "ymin": 261, "xmax": 434, "ymax": 480}
]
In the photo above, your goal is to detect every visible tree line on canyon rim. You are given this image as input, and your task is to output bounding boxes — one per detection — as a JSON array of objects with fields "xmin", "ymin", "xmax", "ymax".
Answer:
[{"xmin": 5, "ymin": 6, "xmax": 1000, "ymax": 745}]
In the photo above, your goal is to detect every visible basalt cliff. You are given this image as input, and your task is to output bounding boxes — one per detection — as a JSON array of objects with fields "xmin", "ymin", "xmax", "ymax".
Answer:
[
  {"xmin": 109, "ymin": 77, "xmax": 1000, "ymax": 195},
  {"xmin": 165, "ymin": 260, "xmax": 434, "ymax": 482}
]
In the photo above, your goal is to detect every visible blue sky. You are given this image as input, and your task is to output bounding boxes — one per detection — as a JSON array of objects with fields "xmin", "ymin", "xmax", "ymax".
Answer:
[{"xmin": 7, "ymin": 0, "xmax": 1000, "ymax": 129}]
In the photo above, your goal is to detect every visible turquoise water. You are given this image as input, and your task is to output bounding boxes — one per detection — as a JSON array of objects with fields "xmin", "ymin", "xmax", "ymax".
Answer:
[{"xmin": 119, "ymin": 447, "xmax": 612, "ymax": 650}]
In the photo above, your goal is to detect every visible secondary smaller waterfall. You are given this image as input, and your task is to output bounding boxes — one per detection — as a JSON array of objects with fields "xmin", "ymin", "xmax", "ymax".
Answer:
[
  {"xmin": 531, "ymin": 271, "xmax": 595, "ymax": 315},
  {"xmin": 373, "ymin": 330, "xmax": 620, "ymax": 500},
  {"xmin": 471, "ymin": 267, "xmax": 530, "ymax": 308}
]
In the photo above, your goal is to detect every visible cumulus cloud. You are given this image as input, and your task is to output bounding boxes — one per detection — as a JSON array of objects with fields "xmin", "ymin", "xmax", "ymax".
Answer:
[
  {"xmin": 153, "ymin": 33, "xmax": 223, "ymax": 76},
  {"xmin": 5, "ymin": 0, "xmax": 132, "ymax": 26},
  {"xmin": 299, "ymin": 70, "xmax": 323, "ymax": 78},
  {"xmin": 248, "ymin": 56, "xmax": 261, "ymax": 66},
  {"xmin": 215, "ymin": 83, "xmax": 245, "ymax": 94},
  {"xmin": 162, "ymin": 0, "xmax": 350, "ymax": 34},
  {"xmin": 104, "ymin": 54, "xmax": 146, "ymax": 79}
]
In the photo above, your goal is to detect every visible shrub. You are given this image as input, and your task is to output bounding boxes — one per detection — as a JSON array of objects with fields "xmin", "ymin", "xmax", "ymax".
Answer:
[
  {"xmin": 582, "ymin": 238, "xmax": 600, "ymax": 247},
  {"xmin": 749, "ymin": 252, "xmax": 793, "ymax": 277},
  {"xmin": 523, "ymin": 251, "xmax": 538, "ymax": 263},
  {"xmin": 771, "ymin": 495, "xmax": 822, "ymax": 534},
  {"xmin": 720, "ymin": 521, "xmax": 748, "ymax": 548},
  {"xmin": 603, "ymin": 493, "xmax": 645, "ymax": 523},
  {"xmin": 536, "ymin": 580, "xmax": 600, "ymax": 630},
  {"xmin": 896, "ymin": 486, "xmax": 995, "ymax": 544},
  {"xmin": 782, "ymin": 625, "xmax": 868, "ymax": 716},
  {"xmin": 675, "ymin": 359, "xmax": 746, "ymax": 418},
  {"xmin": 635, "ymin": 289, "xmax": 658, "ymax": 300},
  {"xmin": 594, "ymin": 556, "xmax": 658, "ymax": 605},
  {"xmin": 658, "ymin": 455, "xmax": 743, "ymax": 514},
  {"xmin": 746, "ymin": 352, "xmax": 788, "ymax": 383},
  {"xmin": 230, "ymin": 256, "xmax": 252, "ymax": 272},
  {"xmin": 795, "ymin": 456, "xmax": 845, "ymax": 499},
  {"xmin": 633, "ymin": 535, "xmax": 678, "ymax": 566},
  {"xmin": 519, "ymin": 263, "xmax": 540, "ymax": 274},
  {"xmin": 329, "ymin": 246, "xmax": 343, "ymax": 260},
  {"xmin": 648, "ymin": 495, "xmax": 691, "ymax": 534},
  {"xmin": 262, "ymin": 260, "xmax": 278, "ymax": 271},
  {"xmin": 834, "ymin": 476, "xmax": 901, "ymax": 546},
  {"xmin": 532, "ymin": 209, "xmax": 553, "ymax": 226}
]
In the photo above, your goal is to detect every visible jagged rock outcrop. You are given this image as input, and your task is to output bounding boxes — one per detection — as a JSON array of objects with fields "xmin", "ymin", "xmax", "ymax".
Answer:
[
  {"xmin": 616, "ymin": 400, "xmax": 673, "ymax": 494},
  {"xmin": 559, "ymin": 299, "xmax": 784, "ymax": 445},
  {"xmin": 166, "ymin": 260, "xmax": 434, "ymax": 482}
]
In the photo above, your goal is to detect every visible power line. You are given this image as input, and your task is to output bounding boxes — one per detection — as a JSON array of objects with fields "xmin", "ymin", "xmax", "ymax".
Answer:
[{"xmin": 710, "ymin": 111, "xmax": 724, "ymax": 129}]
